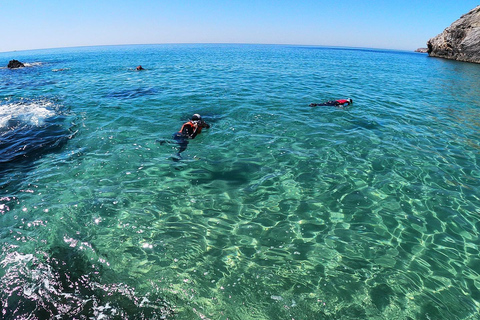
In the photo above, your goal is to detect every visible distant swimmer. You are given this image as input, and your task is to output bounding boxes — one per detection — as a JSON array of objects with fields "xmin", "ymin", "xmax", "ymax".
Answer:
[
  {"xmin": 136, "ymin": 65, "xmax": 145, "ymax": 71},
  {"xmin": 168, "ymin": 114, "xmax": 210, "ymax": 158},
  {"xmin": 310, "ymin": 98, "xmax": 353, "ymax": 107}
]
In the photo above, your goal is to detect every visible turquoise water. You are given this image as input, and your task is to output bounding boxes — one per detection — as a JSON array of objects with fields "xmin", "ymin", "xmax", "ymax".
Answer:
[{"xmin": 1, "ymin": 44, "xmax": 480, "ymax": 319}]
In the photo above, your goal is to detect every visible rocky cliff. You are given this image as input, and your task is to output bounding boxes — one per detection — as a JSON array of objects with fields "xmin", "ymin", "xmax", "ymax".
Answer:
[{"xmin": 427, "ymin": 6, "xmax": 480, "ymax": 63}]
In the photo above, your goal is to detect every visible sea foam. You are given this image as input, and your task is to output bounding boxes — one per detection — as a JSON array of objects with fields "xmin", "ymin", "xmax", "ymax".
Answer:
[{"xmin": 0, "ymin": 100, "xmax": 56, "ymax": 128}]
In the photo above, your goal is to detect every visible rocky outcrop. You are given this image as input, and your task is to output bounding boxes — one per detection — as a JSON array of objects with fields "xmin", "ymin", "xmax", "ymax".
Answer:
[
  {"xmin": 415, "ymin": 48, "xmax": 428, "ymax": 53},
  {"xmin": 427, "ymin": 6, "xmax": 480, "ymax": 63},
  {"xmin": 7, "ymin": 59, "xmax": 25, "ymax": 69}
]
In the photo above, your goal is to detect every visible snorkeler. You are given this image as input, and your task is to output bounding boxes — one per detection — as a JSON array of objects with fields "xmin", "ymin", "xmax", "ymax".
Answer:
[
  {"xmin": 310, "ymin": 98, "xmax": 353, "ymax": 107},
  {"xmin": 171, "ymin": 114, "xmax": 210, "ymax": 157},
  {"xmin": 136, "ymin": 65, "xmax": 145, "ymax": 71}
]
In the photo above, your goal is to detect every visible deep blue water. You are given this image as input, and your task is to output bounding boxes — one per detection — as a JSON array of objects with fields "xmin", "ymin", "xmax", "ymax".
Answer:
[{"xmin": 1, "ymin": 44, "xmax": 480, "ymax": 319}]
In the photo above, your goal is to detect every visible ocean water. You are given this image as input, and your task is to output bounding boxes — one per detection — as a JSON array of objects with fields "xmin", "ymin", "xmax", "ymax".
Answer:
[{"xmin": 1, "ymin": 44, "xmax": 480, "ymax": 320}]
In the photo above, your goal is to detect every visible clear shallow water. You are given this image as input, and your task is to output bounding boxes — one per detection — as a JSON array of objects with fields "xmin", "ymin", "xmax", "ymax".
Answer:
[{"xmin": 1, "ymin": 44, "xmax": 480, "ymax": 319}]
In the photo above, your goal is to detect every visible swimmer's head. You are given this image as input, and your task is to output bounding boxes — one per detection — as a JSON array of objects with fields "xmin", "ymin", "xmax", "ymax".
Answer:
[
  {"xmin": 348, "ymin": 98, "xmax": 353, "ymax": 104},
  {"xmin": 191, "ymin": 114, "xmax": 202, "ymax": 121}
]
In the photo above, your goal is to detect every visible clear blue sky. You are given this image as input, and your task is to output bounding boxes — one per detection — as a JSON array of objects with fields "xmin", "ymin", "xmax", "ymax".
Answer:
[{"xmin": 1, "ymin": 1, "xmax": 478, "ymax": 52}]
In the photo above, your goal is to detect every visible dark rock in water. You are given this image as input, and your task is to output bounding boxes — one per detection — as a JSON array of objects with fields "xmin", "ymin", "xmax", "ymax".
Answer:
[
  {"xmin": 0, "ymin": 246, "xmax": 175, "ymax": 320},
  {"xmin": 415, "ymin": 48, "xmax": 428, "ymax": 53},
  {"xmin": 427, "ymin": 6, "xmax": 480, "ymax": 63},
  {"xmin": 7, "ymin": 59, "xmax": 25, "ymax": 69},
  {"xmin": 0, "ymin": 100, "xmax": 76, "ymax": 168}
]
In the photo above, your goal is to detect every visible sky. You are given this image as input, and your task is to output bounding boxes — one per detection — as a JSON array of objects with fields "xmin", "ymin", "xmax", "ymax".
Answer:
[{"xmin": 1, "ymin": 0, "xmax": 479, "ymax": 53}]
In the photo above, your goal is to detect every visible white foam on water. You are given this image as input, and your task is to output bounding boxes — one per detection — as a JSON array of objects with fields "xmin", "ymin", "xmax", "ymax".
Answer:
[
  {"xmin": 0, "ymin": 251, "xmax": 34, "ymax": 267},
  {"xmin": 22, "ymin": 62, "xmax": 43, "ymax": 67},
  {"xmin": 0, "ymin": 100, "xmax": 56, "ymax": 128}
]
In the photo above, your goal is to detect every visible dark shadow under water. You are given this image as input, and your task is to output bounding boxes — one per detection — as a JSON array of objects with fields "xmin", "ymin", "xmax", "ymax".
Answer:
[
  {"xmin": 0, "ymin": 100, "xmax": 77, "ymax": 208},
  {"xmin": 107, "ymin": 87, "xmax": 157, "ymax": 99},
  {"xmin": 0, "ymin": 117, "xmax": 72, "ymax": 165}
]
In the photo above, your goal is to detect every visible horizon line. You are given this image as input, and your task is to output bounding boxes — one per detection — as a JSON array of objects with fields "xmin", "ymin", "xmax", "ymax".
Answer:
[{"xmin": 0, "ymin": 42, "xmax": 423, "ymax": 55}]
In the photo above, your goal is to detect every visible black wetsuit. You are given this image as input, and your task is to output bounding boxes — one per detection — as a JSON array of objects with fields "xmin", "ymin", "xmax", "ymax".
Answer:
[{"xmin": 310, "ymin": 99, "xmax": 352, "ymax": 107}]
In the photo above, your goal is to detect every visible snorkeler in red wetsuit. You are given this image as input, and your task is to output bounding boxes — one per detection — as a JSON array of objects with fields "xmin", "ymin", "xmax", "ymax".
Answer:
[{"xmin": 310, "ymin": 98, "xmax": 353, "ymax": 107}]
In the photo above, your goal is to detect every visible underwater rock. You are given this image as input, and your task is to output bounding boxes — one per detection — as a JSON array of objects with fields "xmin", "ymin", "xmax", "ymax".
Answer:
[
  {"xmin": 0, "ymin": 99, "xmax": 75, "ymax": 167},
  {"xmin": 427, "ymin": 5, "xmax": 480, "ymax": 63},
  {"xmin": 7, "ymin": 59, "xmax": 25, "ymax": 69}
]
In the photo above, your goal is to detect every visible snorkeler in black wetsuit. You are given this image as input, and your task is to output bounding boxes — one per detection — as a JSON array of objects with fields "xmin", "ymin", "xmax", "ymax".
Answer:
[
  {"xmin": 171, "ymin": 114, "xmax": 210, "ymax": 157},
  {"xmin": 310, "ymin": 98, "xmax": 353, "ymax": 107}
]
